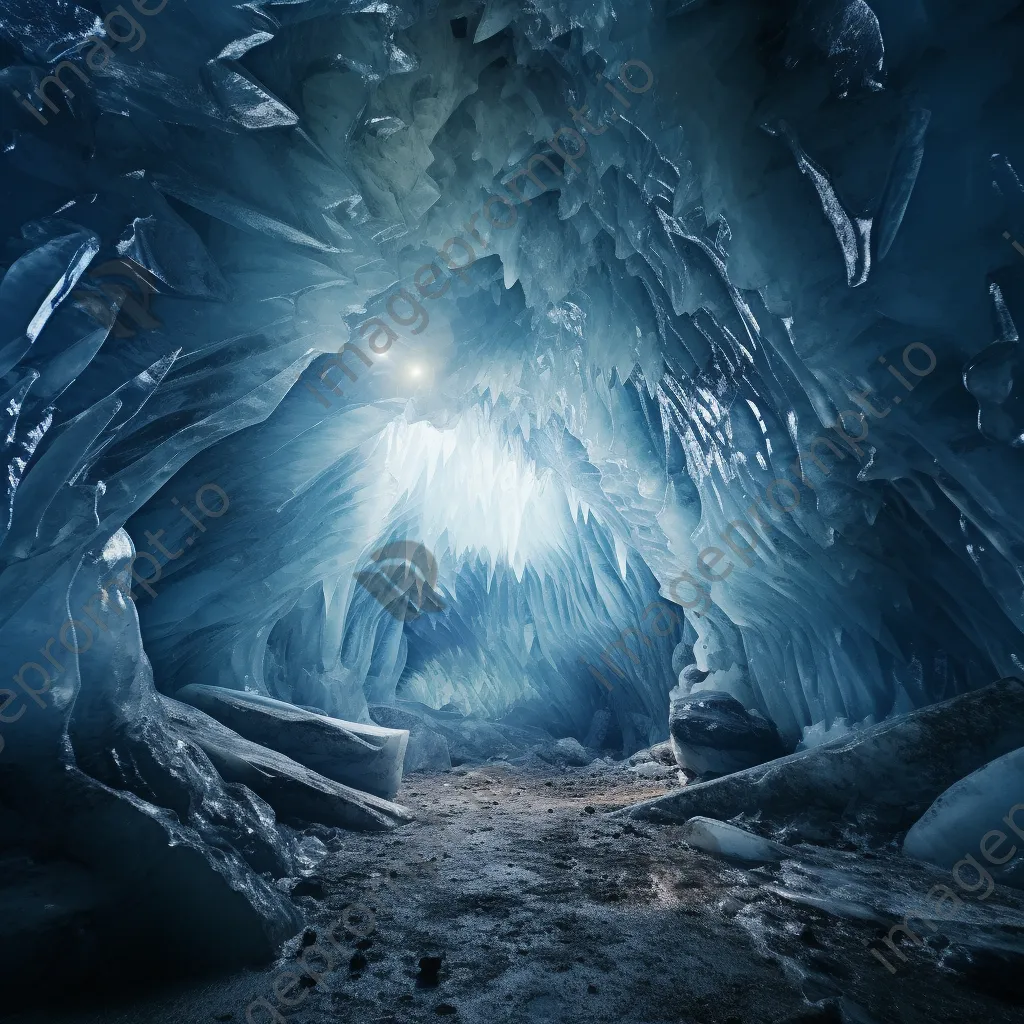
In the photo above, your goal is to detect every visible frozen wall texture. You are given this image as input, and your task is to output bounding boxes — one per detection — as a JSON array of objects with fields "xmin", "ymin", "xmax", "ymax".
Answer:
[{"xmin": 1, "ymin": 0, "xmax": 1024, "ymax": 973}]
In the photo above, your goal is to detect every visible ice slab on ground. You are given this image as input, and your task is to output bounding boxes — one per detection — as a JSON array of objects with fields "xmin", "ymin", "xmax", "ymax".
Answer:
[
  {"xmin": 163, "ymin": 696, "xmax": 413, "ymax": 832},
  {"xmin": 177, "ymin": 685, "xmax": 409, "ymax": 800},
  {"xmin": 620, "ymin": 680, "xmax": 1024, "ymax": 835}
]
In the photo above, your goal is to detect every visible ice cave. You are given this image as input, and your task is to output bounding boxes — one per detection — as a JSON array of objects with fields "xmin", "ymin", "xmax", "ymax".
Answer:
[{"xmin": 2, "ymin": 1, "xmax": 1024, "ymax": 1021}]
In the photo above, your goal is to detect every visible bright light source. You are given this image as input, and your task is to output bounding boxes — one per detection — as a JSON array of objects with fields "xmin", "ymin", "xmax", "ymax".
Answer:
[
  {"xmin": 409, "ymin": 364, "xmax": 422, "ymax": 378},
  {"xmin": 380, "ymin": 411, "xmax": 564, "ymax": 577}
]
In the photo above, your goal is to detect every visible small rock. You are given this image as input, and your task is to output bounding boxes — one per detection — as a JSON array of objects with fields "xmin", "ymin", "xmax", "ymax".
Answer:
[
  {"xmin": 435, "ymin": 1004, "xmax": 457, "ymax": 1016},
  {"xmin": 584, "ymin": 805, "xmax": 596, "ymax": 814},
  {"xmin": 417, "ymin": 954, "xmax": 444, "ymax": 987},
  {"xmin": 587, "ymin": 983, "xmax": 598, "ymax": 994},
  {"xmin": 356, "ymin": 938, "xmax": 374, "ymax": 950},
  {"xmin": 350, "ymin": 952, "xmax": 368, "ymax": 972},
  {"xmin": 535, "ymin": 736, "xmax": 594, "ymax": 767},
  {"xmin": 292, "ymin": 878, "xmax": 325, "ymax": 899}
]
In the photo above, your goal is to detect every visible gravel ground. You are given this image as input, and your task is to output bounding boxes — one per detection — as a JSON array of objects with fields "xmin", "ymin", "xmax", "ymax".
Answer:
[{"xmin": 11, "ymin": 759, "xmax": 1023, "ymax": 1024}]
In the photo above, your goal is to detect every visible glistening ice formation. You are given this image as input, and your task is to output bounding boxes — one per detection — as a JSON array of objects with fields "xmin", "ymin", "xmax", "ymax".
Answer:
[{"xmin": 1, "ymin": 0, "xmax": 1023, "ymax": 971}]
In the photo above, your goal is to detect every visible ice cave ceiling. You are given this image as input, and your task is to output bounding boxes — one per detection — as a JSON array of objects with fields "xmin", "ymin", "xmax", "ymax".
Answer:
[
  {"xmin": 4, "ymin": 0, "xmax": 1024, "ymax": 743},
  {"xmin": 2, "ymin": 0, "xmax": 1024, "ymax": 965}
]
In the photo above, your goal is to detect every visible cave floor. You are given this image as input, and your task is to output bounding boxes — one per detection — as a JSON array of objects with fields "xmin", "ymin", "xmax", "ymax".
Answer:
[{"xmin": 13, "ymin": 761, "xmax": 1022, "ymax": 1024}]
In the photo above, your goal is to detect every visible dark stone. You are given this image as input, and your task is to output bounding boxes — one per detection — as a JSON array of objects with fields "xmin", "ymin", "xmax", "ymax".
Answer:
[
  {"xmin": 435, "ymin": 1004, "xmax": 457, "ymax": 1015},
  {"xmin": 293, "ymin": 878, "xmax": 325, "ymax": 899},
  {"xmin": 417, "ymin": 954, "xmax": 444, "ymax": 987},
  {"xmin": 350, "ymin": 952, "xmax": 368, "ymax": 972},
  {"xmin": 584, "ymin": 806, "xmax": 596, "ymax": 814},
  {"xmin": 669, "ymin": 689, "xmax": 788, "ymax": 777},
  {"xmin": 681, "ymin": 665, "xmax": 710, "ymax": 686}
]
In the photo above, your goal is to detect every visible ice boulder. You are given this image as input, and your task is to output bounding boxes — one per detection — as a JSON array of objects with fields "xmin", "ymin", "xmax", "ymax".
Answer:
[
  {"xmin": 176, "ymin": 685, "xmax": 408, "ymax": 799},
  {"xmin": 903, "ymin": 746, "xmax": 1024, "ymax": 890},
  {"xmin": 680, "ymin": 817, "xmax": 791, "ymax": 864},
  {"xmin": 669, "ymin": 689, "xmax": 789, "ymax": 777}
]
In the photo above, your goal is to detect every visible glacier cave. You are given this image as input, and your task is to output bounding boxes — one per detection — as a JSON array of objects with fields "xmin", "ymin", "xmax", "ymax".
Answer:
[{"xmin": 3, "ymin": 0, "xmax": 1024, "ymax": 1021}]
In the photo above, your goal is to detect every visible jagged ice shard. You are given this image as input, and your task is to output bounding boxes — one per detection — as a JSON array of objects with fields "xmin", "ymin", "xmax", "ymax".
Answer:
[{"xmin": 2, "ymin": 0, "xmax": 1024, "ymax": 1012}]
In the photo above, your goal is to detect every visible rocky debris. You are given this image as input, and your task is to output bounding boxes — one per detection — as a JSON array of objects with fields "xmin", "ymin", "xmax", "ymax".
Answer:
[
  {"xmin": 903, "ymin": 745, "xmax": 1024, "ymax": 889},
  {"xmin": 680, "ymin": 816, "xmax": 792, "ymax": 864},
  {"xmin": 369, "ymin": 705, "xmax": 452, "ymax": 773},
  {"xmin": 649, "ymin": 741, "xmax": 677, "ymax": 765},
  {"xmin": 384, "ymin": 700, "xmax": 550, "ymax": 765},
  {"xmin": 163, "ymin": 696, "xmax": 413, "ymax": 831},
  {"xmin": 669, "ymin": 688, "xmax": 789, "ymax": 777},
  {"xmin": 627, "ymin": 741, "xmax": 676, "ymax": 766},
  {"xmin": 624, "ymin": 680, "xmax": 1024, "ymax": 836},
  {"xmin": 176, "ymin": 685, "xmax": 409, "ymax": 799},
  {"xmin": 534, "ymin": 737, "xmax": 595, "ymax": 767},
  {"xmin": 628, "ymin": 761, "xmax": 677, "ymax": 780}
]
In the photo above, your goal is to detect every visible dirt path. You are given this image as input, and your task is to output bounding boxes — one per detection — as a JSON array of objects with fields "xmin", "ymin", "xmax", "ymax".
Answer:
[{"xmin": 12, "ymin": 762, "xmax": 1021, "ymax": 1024}]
